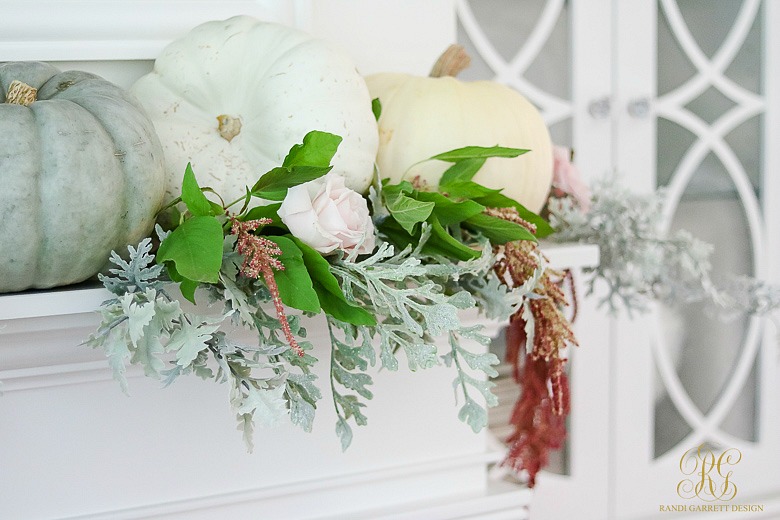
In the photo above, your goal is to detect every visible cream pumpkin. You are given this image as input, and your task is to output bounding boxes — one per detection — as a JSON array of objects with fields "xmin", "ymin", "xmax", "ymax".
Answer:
[
  {"xmin": 131, "ymin": 16, "xmax": 378, "ymax": 203},
  {"xmin": 366, "ymin": 46, "xmax": 553, "ymax": 213}
]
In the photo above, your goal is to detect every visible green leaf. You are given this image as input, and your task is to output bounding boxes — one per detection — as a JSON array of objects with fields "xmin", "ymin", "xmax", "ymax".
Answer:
[
  {"xmin": 181, "ymin": 163, "xmax": 214, "ymax": 217},
  {"xmin": 209, "ymin": 201, "xmax": 225, "ymax": 215},
  {"xmin": 384, "ymin": 191, "xmax": 435, "ymax": 235},
  {"xmin": 157, "ymin": 216, "xmax": 224, "ymax": 283},
  {"xmin": 376, "ymin": 218, "xmax": 416, "ymax": 251},
  {"xmin": 458, "ymin": 397, "xmax": 488, "ymax": 433},
  {"xmin": 236, "ymin": 385, "xmax": 288, "ymax": 426},
  {"xmin": 472, "ymin": 192, "xmax": 555, "ymax": 238},
  {"xmin": 402, "ymin": 342, "xmax": 438, "ymax": 371},
  {"xmin": 371, "ymin": 98, "xmax": 382, "ymax": 121},
  {"xmin": 250, "ymin": 165, "xmax": 332, "ymax": 201},
  {"xmin": 166, "ymin": 263, "xmax": 200, "ymax": 304},
  {"xmin": 335, "ymin": 416, "xmax": 353, "ymax": 451},
  {"xmin": 167, "ymin": 318, "xmax": 222, "ymax": 367},
  {"xmin": 414, "ymin": 191, "xmax": 485, "ymax": 227},
  {"xmin": 283, "ymin": 130, "xmax": 343, "ymax": 169},
  {"xmin": 463, "ymin": 213, "xmax": 537, "ymax": 244},
  {"xmin": 439, "ymin": 180, "xmax": 500, "ymax": 200},
  {"xmin": 291, "ymin": 237, "xmax": 376, "ymax": 326},
  {"xmin": 242, "ymin": 203, "xmax": 283, "ymax": 225},
  {"xmin": 430, "ymin": 145, "xmax": 529, "ymax": 163},
  {"xmin": 439, "ymin": 158, "xmax": 486, "ymax": 186},
  {"xmin": 179, "ymin": 278, "xmax": 200, "ymax": 304},
  {"xmin": 267, "ymin": 236, "xmax": 321, "ymax": 313},
  {"xmin": 424, "ymin": 217, "xmax": 482, "ymax": 261}
]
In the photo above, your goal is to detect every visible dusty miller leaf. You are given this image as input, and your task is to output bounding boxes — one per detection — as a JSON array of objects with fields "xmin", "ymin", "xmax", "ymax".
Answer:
[{"xmin": 168, "ymin": 317, "xmax": 224, "ymax": 367}]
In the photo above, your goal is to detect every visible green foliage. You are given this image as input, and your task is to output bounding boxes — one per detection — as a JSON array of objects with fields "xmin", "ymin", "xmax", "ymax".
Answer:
[
  {"xmin": 439, "ymin": 158, "xmax": 486, "ymax": 185},
  {"xmin": 86, "ymin": 132, "xmax": 559, "ymax": 454},
  {"xmin": 181, "ymin": 163, "xmax": 218, "ymax": 217},
  {"xmin": 327, "ymin": 317, "xmax": 376, "ymax": 450},
  {"xmin": 463, "ymin": 213, "xmax": 537, "ymax": 243},
  {"xmin": 283, "ymin": 130, "xmax": 342, "ymax": 169},
  {"xmin": 371, "ymin": 98, "xmax": 382, "ymax": 121},
  {"xmin": 377, "ymin": 145, "xmax": 544, "ymax": 261},
  {"xmin": 547, "ymin": 179, "xmax": 780, "ymax": 318},
  {"xmin": 442, "ymin": 328, "xmax": 499, "ymax": 433},
  {"xmin": 242, "ymin": 203, "xmax": 282, "ymax": 225},
  {"xmin": 89, "ymin": 230, "xmax": 313, "ymax": 453},
  {"xmin": 99, "ymin": 238, "xmax": 164, "ymax": 295},
  {"xmin": 250, "ymin": 131, "xmax": 341, "ymax": 200},
  {"xmin": 157, "ymin": 216, "xmax": 224, "ymax": 284},
  {"xmin": 430, "ymin": 145, "xmax": 528, "ymax": 162},
  {"xmin": 383, "ymin": 185, "xmax": 435, "ymax": 234},
  {"xmin": 267, "ymin": 236, "xmax": 321, "ymax": 313},
  {"xmin": 291, "ymin": 237, "xmax": 376, "ymax": 326}
]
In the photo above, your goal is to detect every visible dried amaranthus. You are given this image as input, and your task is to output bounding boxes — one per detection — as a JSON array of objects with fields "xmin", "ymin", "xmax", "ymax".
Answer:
[
  {"xmin": 490, "ymin": 207, "xmax": 577, "ymax": 486},
  {"xmin": 231, "ymin": 217, "xmax": 304, "ymax": 357}
]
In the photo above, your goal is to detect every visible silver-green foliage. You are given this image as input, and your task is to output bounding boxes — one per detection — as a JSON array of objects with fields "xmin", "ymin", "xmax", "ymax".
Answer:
[
  {"xmin": 86, "ymin": 234, "xmax": 307, "ymax": 451},
  {"xmin": 89, "ymin": 226, "xmax": 505, "ymax": 450},
  {"xmin": 328, "ymin": 229, "xmax": 501, "ymax": 441},
  {"xmin": 548, "ymin": 180, "xmax": 780, "ymax": 323}
]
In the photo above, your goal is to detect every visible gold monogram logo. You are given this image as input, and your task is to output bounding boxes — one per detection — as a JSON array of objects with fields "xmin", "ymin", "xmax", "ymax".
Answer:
[{"xmin": 677, "ymin": 445, "xmax": 741, "ymax": 502}]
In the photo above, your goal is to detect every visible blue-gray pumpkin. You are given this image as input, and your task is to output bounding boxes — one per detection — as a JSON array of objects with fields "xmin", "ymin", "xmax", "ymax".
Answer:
[{"xmin": 0, "ymin": 62, "xmax": 165, "ymax": 292}]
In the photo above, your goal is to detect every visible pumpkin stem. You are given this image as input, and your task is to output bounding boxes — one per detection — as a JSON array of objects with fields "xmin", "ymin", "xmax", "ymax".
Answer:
[
  {"xmin": 429, "ymin": 44, "xmax": 472, "ymax": 78},
  {"xmin": 217, "ymin": 114, "xmax": 242, "ymax": 142},
  {"xmin": 5, "ymin": 80, "xmax": 37, "ymax": 106}
]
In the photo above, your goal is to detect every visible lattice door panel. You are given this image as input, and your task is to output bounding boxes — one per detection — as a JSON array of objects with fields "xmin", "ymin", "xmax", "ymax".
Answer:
[{"xmin": 613, "ymin": 1, "xmax": 780, "ymax": 517}]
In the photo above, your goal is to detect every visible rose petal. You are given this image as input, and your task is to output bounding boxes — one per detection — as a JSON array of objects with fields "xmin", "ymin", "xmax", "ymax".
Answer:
[{"xmin": 278, "ymin": 173, "xmax": 376, "ymax": 255}]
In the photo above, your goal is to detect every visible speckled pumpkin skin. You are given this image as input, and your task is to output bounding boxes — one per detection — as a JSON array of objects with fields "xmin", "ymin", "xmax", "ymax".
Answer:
[
  {"xmin": 130, "ymin": 16, "xmax": 379, "ymax": 203},
  {"xmin": 0, "ymin": 62, "xmax": 166, "ymax": 292}
]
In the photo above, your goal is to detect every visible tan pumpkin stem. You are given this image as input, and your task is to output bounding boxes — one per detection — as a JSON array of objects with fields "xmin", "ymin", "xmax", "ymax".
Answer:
[
  {"xmin": 217, "ymin": 114, "xmax": 242, "ymax": 142},
  {"xmin": 6, "ymin": 80, "xmax": 37, "ymax": 106},
  {"xmin": 429, "ymin": 44, "xmax": 472, "ymax": 78}
]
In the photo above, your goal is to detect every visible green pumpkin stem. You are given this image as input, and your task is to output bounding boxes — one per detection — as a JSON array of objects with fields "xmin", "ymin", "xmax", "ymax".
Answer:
[
  {"xmin": 6, "ymin": 80, "xmax": 37, "ymax": 106},
  {"xmin": 429, "ymin": 44, "xmax": 471, "ymax": 78}
]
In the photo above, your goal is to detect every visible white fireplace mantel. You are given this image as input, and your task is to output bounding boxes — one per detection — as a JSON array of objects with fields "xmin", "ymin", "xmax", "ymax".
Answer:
[{"xmin": 0, "ymin": 242, "xmax": 598, "ymax": 520}]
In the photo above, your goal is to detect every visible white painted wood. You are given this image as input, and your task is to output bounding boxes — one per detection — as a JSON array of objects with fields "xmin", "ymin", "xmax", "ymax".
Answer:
[
  {"xmin": 310, "ymin": 0, "xmax": 457, "ymax": 76},
  {"xmin": 612, "ymin": 1, "xmax": 780, "ymax": 518},
  {"xmin": 0, "ymin": 309, "xmax": 493, "ymax": 519},
  {"xmin": 0, "ymin": 0, "xmax": 299, "ymax": 61},
  {"xmin": 571, "ymin": 0, "xmax": 613, "ymax": 187},
  {"xmin": 529, "ymin": 260, "xmax": 612, "ymax": 520}
]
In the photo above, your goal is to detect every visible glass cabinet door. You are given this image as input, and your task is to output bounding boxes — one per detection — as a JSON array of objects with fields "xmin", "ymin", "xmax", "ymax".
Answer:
[{"xmin": 614, "ymin": 1, "xmax": 780, "ymax": 517}]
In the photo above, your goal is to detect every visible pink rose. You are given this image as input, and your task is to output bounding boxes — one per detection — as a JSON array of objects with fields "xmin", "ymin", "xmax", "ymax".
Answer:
[
  {"xmin": 277, "ymin": 174, "xmax": 376, "ymax": 255},
  {"xmin": 552, "ymin": 146, "xmax": 591, "ymax": 213}
]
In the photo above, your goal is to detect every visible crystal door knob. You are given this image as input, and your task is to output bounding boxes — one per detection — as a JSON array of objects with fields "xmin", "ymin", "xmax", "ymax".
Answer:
[
  {"xmin": 628, "ymin": 97, "xmax": 651, "ymax": 118},
  {"xmin": 588, "ymin": 97, "xmax": 611, "ymax": 119}
]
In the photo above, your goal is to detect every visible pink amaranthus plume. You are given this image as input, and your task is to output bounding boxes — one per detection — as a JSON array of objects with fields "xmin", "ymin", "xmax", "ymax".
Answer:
[
  {"xmin": 230, "ymin": 217, "xmax": 304, "ymax": 357},
  {"xmin": 490, "ymin": 208, "xmax": 577, "ymax": 487}
]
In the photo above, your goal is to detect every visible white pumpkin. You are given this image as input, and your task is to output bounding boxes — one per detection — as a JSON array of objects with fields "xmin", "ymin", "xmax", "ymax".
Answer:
[
  {"xmin": 131, "ymin": 16, "xmax": 378, "ymax": 203},
  {"xmin": 366, "ymin": 46, "xmax": 553, "ymax": 213}
]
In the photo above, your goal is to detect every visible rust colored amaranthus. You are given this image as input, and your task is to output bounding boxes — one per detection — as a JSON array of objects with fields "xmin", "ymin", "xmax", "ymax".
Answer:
[
  {"xmin": 230, "ymin": 218, "xmax": 304, "ymax": 357},
  {"xmin": 490, "ymin": 207, "xmax": 577, "ymax": 487}
]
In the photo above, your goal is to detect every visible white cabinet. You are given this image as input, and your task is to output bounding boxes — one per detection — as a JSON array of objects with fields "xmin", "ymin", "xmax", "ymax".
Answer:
[{"xmin": 457, "ymin": 0, "xmax": 780, "ymax": 518}]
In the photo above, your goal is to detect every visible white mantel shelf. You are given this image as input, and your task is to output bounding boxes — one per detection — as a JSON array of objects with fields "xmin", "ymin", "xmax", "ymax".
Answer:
[
  {"xmin": 0, "ymin": 242, "xmax": 597, "ymax": 520},
  {"xmin": 0, "ymin": 242, "xmax": 599, "ymax": 322}
]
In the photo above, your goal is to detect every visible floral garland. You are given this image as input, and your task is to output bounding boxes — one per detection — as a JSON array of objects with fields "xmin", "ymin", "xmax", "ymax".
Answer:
[
  {"xmin": 86, "ymin": 128, "xmax": 574, "ymax": 485},
  {"xmin": 82, "ymin": 133, "xmax": 780, "ymax": 489}
]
